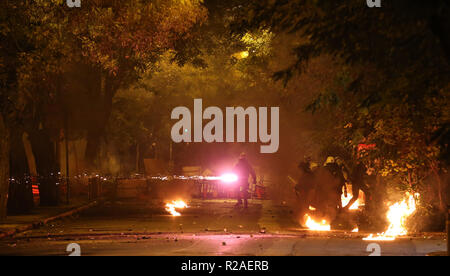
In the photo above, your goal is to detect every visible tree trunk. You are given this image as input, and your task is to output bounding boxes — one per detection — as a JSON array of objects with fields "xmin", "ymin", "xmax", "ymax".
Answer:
[
  {"xmin": 85, "ymin": 126, "xmax": 103, "ymax": 169},
  {"xmin": 0, "ymin": 113, "xmax": 11, "ymax": 221},
  {"xmin": 84, "ymin": 73, "xmax": 118, "ymax": 170},
  {"xmin": 22, "ymin": 132, "xmax": 37, "ymax": 176},
  {"xmin": 136, "ymin": 143, "xmax": 139, "ymax": 173}
]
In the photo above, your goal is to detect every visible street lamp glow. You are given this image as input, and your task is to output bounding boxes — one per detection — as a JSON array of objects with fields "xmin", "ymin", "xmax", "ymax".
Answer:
[
  {"xmin": 239, "ymin": 51, "xmax": 249, "ymax": 59},
  {"xmin": 232, "ymin": 51, "xmax": 249, "ymax": 60}
]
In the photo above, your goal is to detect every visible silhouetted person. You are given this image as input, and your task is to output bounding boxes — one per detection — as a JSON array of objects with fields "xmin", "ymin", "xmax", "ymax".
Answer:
[
  {"xmin": 233, "ymin": 153, "xmax": 256, "ymax": 208},
  {"xmin": 344, "ymin": 161, "xmax": 370, "ymax": 211},
  {"xmin": 295, "ymin": 156, "xmax": 316, "ymax": 212},
  {"xmin": 323, "ymin": 157, "xmax": 347, "ymax": 210}
]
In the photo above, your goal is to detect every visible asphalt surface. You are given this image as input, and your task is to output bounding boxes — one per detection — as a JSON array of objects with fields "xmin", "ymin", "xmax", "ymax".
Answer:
[{"xmin": 0, "ymin": 199, "xmax": 446, "ymax": 256}]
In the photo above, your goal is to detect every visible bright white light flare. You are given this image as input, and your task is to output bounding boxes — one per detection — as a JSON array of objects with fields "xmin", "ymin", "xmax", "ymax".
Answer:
[{"xmin": 220, "ymin": 173, "xmax": 238, "ymax": 183}]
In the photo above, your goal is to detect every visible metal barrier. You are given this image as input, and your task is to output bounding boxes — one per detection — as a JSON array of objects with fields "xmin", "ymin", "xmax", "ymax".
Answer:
[
  {"xmin": 112, "ymin": 176, "xmax": 269, "ymax": 200},
  {"xmin": 198, "ymin": 180, "xmax": 267, "ymax": 200},
  {"xmin": 88, "ymin": 177, "xmax": 98, "ymax": 200}
]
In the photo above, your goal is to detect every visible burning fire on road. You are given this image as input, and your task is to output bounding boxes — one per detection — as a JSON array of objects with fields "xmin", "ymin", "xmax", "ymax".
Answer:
[
  {"xmin": 165, "ymin": 200, "xmax": 189, "ymax": 216},
  {"xmin": 363, "ymin": 193, "xmax": 419, "ymax": 241},
  {"xmin": 304, "ymin": 214, "xmax": 331, "ymax": 231}
]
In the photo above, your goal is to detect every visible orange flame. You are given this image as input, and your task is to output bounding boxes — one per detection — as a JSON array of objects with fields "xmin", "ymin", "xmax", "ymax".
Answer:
[
  {"xmin": 165, "ymin": 200, "xmax": 188, "ymax": 216},
  {"xmin": 304, "ymin": 214, "xmax": 331, "ymax": 231},
  {"xmin": 341, "ymin": 186, "xmax": 365, "ymax": 210},
  {"xmin": 363, "ymin": 193, "xmax": 418, "ymax": 241}
]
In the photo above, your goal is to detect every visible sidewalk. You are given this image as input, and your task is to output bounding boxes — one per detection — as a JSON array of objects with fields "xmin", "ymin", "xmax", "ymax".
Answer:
[{"xmin": 0, "ymin": 197, "xmax": 100, "ymax": 239}]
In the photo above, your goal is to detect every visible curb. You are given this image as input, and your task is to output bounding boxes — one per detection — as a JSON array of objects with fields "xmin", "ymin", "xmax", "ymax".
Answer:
[{"xmin": 0, "ymin": 199, "xmax": 102, "ymax": 240}]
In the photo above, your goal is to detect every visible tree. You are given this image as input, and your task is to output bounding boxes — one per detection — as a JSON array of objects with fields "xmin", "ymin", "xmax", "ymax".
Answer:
[
  {"xmin": 234, "ymin": 0, "xmax": 450, "ymax": 211},
  {"xmin": 20, "ymin": 0, "xmax": 207, "ymax": 169},
  {"xmin": 0, "ymin": 0, "xmax": 207, "ymax": 219},
  {"xmin": 0, "ymin": 0, "xmax": 36, "ymax": 220}
]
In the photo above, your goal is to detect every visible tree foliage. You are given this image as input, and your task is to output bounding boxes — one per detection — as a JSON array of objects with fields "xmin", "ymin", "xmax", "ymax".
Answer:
[
  {"xmin": 0, "ymin": 0, "xmax": 207, "ymax": 217},
  {"xmin": 235, "ymin": 0, "xmax": 449, "ymax": 180}
]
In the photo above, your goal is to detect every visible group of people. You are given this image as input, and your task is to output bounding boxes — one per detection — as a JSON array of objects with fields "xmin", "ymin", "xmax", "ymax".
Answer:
[
  {"xmin": 295, "ymin": 156, "xmax": 370, "ymax": 219},
  {"xmin": 229, "ymin": 152, "xmax": 371, "ymax": 216}
]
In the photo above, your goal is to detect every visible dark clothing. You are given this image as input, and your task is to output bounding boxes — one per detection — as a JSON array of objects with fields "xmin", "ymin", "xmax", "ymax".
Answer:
[
  {"xmin": 343, "ymin": 162, "xmax": 369, "ymax": 211},
  {"xmin": 298, "ymin": 161, "xmax": 312, "ymax": 174},
  {"xmin": 351, "ymin": 162, "xmax": 366, "ymax": 188},
  {"xmin": 325, "ymin": 163, "xmax": 346, "ymax": 185},
  {"xmin": 233, "ymin": 158, "xmax": 256, "ymax": 187},
  {"xmin": 352, "ymin": 162, "xmax": 370, "ymax": 196},
  {"xmin": 233, "ymin": 158, "xmax": 256, "ymax": 207},
  {"xmin": 237, "ymin": 188, "xmax": 249, "ymax": 207},
  {"xmin": 324, "ymin": 163, "xmax": 346, "ymax": 193},
  {"xmin": 295, "ymin": 161, "xmax": 315, "ymax": 202},
  {"xmin": 295, "ymin": 166, "xmax": 316, "ymax": 214},
  {"xmin": 324, "ymin": 162, "xmax": 347, "ymax": 210}
]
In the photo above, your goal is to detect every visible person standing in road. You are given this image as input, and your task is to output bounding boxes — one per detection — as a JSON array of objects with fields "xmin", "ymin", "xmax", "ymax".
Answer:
[{"xmin": 233, "ymin": 153, "xmax": 257, "ymax": 208}]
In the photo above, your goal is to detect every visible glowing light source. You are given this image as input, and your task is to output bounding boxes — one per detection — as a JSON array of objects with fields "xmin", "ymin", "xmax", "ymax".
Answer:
[
  {"xmin": 165, "ymin": 200, "xmax": 188, "ymax": 216},
  {"xmin": 363, "ymin": 193, "xmax": 418, "ymax": 241},
  {"xmin": 341, "ymin": 186, "xmax": 365, "ymax": 210},
  {"xmin": 363, "ymin": 234, "xmax": 395, "ymax": 241},
  {"xmin": 304, "ymin": 214, "xmax": 331, "ymax": 231},
  {"xmin": 220, "ymin": 173, "xmax": 238, "ymax": 183},
  {"xmin": 239, "ymin": 51, "xmax": 249, "ymax": 59},
  {"xmin": 232, "ymin": 51, "xmax": 249, "ymax": 60}
]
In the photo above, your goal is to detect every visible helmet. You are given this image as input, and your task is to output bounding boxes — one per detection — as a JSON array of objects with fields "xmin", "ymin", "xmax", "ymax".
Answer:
[
  {"xmin": 324, "ymin": 156, "xmax": 335, "ymax": 165},
  {"xmin": 239, "ymin": 152, "xmax": 247, "ymax": 160}
]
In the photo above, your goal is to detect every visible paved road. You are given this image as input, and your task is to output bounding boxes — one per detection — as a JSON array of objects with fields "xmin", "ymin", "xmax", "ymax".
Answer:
[{"xmin": 0, "ymin": 199, "xmax": 446, "ymax": 256}]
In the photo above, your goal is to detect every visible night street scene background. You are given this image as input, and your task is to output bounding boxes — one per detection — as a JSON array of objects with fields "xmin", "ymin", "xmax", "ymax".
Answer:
[{"xmin": 0, "ymin": 0, "xmax": 449, "ymax": 258}]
